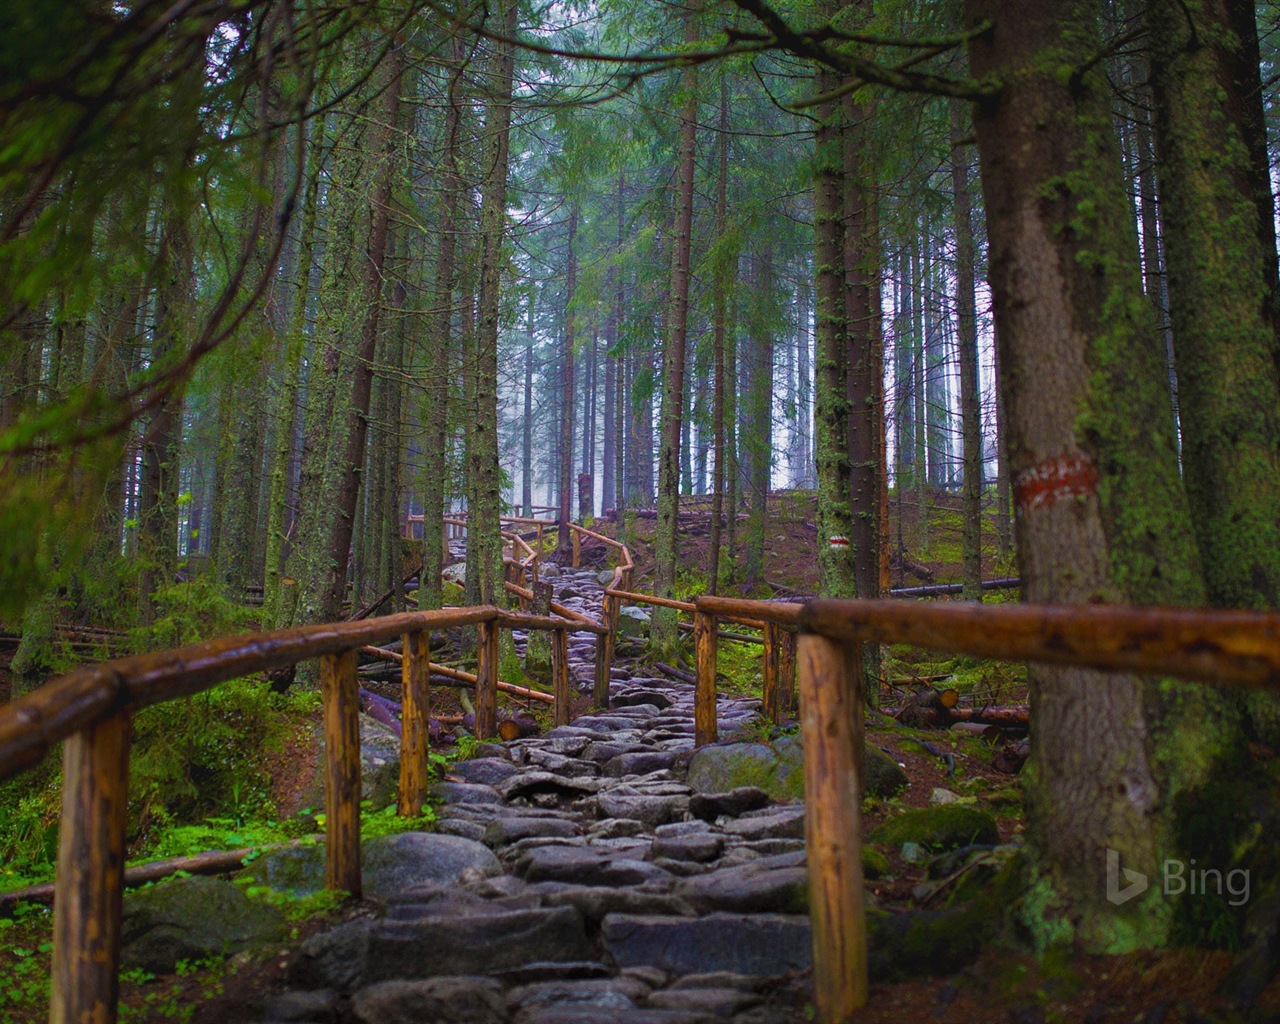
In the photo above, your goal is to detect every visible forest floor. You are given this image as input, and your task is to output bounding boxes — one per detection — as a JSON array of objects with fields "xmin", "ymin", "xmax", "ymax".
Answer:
[{"xmin": 1, "ymin": 490, "xmax": 1276, "ymax": 1022}]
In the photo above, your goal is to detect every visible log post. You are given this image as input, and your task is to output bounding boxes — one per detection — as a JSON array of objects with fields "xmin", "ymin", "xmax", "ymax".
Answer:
[
  {"xmin": 797, "ymin": 632, "xmax": 867, "ymax": 1021},
  {"xmin": 778, "ymin": 628, "xmax": 798, "ymax": 717},
  {"xmin": 571, "ymin": 528, "xmax": 581, "ymax": 569},
  {"xmin": 475, "ymin": 617, "xmax": 499, "ymax": 738},
  {"xmin": 762, "ymin": 621, "xmax": 781, "ymax": 724},
  {"xmin": 594, "ymin": 593, "xmax": 618, "ymax": 708},
  {"xmin": 398, "ymin": 630, "xmax": 431, "ymax": 817},
  {"xmin": 320, "ymin": 650, "xmax": 362, "ymax": 898},
  {"xmin": 694, "ymin": 608, "xmax": 718, "ymax": 746},
  {"xmin": 51, "ymin": 710, "xmax": 132, "ymax": 1024},
  {"xmin": 552, "ymin": 627, "xmax": 571, "ymax": 727}
]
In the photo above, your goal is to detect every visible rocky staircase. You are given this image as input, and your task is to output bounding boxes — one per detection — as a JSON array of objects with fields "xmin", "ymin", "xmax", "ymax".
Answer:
[{"xmin": 261, "ymin": 563, "xmax": 818, "ymax": 1024}]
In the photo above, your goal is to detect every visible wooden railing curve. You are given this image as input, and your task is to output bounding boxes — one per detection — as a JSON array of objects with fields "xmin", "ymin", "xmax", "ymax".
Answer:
[
  {"xmin": 0, "ymin": 603, "xmax": 586, "ymax": 1024},
  {"xmin": 14, "ymin": 507, "xmax": 1280, "ymax": 1024}
]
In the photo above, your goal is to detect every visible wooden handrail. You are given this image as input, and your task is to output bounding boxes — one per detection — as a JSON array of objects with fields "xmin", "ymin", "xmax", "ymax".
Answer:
[{"xmin": 799, "ymin": 598, "xmax": 1280, "ymax": 691}]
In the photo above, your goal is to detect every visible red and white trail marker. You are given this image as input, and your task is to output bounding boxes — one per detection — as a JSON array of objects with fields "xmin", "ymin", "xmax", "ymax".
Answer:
[{"xmin": 828, "ymin": 535, "xmax": 850, "ymax": 550}]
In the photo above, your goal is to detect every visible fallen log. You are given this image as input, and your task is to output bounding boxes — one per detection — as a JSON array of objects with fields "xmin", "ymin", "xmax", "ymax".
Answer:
[
  {"xmin": 655, "ymin": 661, "xmax": 697, "ymax": 686},
  {"xmin": 888, "ymin": 704, "xmax": 1030, "ymax": 728},
  {"xmin": 358, "ymin": 645, "xmax": 555, "ymax": 704},
  {"xmin": 0, "ymin": 842, "xmax": 316, "ymax": 912}
]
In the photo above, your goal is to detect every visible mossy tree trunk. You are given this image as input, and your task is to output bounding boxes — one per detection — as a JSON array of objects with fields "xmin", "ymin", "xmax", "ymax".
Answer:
[
  {"xmin": 951, "ymin": 105, "xmax": 983, "ymax": 602},
  {"xmin": 813, "ymin": 39, "xmax": 856, "ymax": 599},
  {"xmin": 652, "ymin": 9, "xmax": 698, "ymax": 651},
  {"xmin": 468, "ymin": 0, "xmax": 517, "ymax": 610},
  {"xmin": 555, "ymin": 207, "xmax": 578, "ymax": 563},
  {"xmin": 965, "ymin": 0, "xmax": 1238, "ymax": 951}
]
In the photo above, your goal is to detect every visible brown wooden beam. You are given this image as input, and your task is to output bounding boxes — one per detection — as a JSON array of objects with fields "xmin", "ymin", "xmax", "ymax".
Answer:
[
  {"xmin": 694, "ymin": 609, "xmax": 718, "ymax": 747},
  {"xmin": 320, "ymin": 651, "xmax": 361, "ymax": 898},
  {"xmin": 398, "ymin": 631, "xmax": 431, "ymax": 818},
  {"xmin": 51, "ymin": 709, "xmax": 132, "ymax": 1024},
  {"xmin": 799, "ymin": 599, "xmax": 1280, "ymax": 691},
  {"xmin": 798, "ymin": 633, "xmax": 867, "ymax": 1022}
]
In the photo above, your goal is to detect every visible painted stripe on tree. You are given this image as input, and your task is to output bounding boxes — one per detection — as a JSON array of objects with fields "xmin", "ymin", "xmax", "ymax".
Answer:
[{"xmin": 1014, "ymin": 453, "xmax": 1099, "ymax": 515}]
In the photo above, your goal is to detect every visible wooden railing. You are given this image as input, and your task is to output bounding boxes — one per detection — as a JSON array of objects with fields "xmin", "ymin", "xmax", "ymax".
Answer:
[
  {"xmin": 13, "ymin": 509, "xmax": 1280, "ymax": 1024},
  {"xmin": 0, "ymin": 604, "xmax": 585, "ymax": 1024}
]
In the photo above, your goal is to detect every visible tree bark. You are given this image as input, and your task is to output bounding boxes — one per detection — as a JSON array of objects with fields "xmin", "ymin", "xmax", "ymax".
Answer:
[{"xmin": 965, "ymin": 0, "xmax": 1232, "ymax": 950}]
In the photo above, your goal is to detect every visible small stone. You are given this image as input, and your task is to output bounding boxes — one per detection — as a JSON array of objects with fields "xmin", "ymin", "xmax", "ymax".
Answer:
[{"xmin": 929, "ymin": 787, "xmax": 961, "ymax": 806}]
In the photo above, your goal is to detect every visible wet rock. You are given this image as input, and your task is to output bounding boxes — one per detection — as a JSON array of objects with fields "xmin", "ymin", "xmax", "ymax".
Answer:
[
  {"xmin": 602, "ymin": 913, "xmax": 812, "ymax": 977},
  {"xmin": 538, "ymin": 886, "xmax": 696, "ymax": 924},
  {"xmin": 721, "ymin": 806, "xmax": 805, "ymax": 842},
  {"xmin": 516, "ymin": 846, "xmax": 672, "ymax": 887},
  {"xmin": 484, "ymin": 817, "xmax": 581, "ymax": 847},
  {"xmin": 675, "ymin": 865, "xmax": 809, "ymax": 915},
  {"xmin": 612, "ymin": 690, "xmax": 674, "ymax": 710},
  {"xmin": 499, "ymin": 772, "xmax": 604, "ymax": 801},
  {"xmin": 260, "ymin": 989, "xmax": 338, "ymax": 1022},
  {"xmin": 431, "ymin": 781, "xmax": 505, "ymax": 805},
  {"xmin": 363, "ymin": 832, "xmax": 502, "ymax": 898},
  {"xmin": 604, "ymin": 751, "xmax": 678, "ymax": 777},
  {"xmin": 122, "ymin": 876, "xmax": 286, "ymax": 974},
  {"xmin": 449, "ymin": 758, "xmax": 522, "ymax": 787},
  {"xmin": 649, "ymin": 833, "xmax": 724, "ymax": 863},
  {"xmin": 351, "ymin": 977, "xmax": 506, "ymax": 1024},
  {"xmin": 595, "ymin": 792, "xmax": 689, "ymax": 827},
  {"xmin": 292, "ymin": 907, "xmax": 591, "ymax": 990},
  {"xmin": 646, "ymin": 988, "xmax": 764, "ymax": 1016},
  {"xmin": 688, "ymin": 787, "xmax": 772, "ymax": 821}
]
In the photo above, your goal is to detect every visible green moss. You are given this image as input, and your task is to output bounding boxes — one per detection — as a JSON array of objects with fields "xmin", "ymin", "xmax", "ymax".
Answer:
[
  {"xmin": 869, "ymin": 805, "xmax": 999, "ymax": 852},
  {"xmin": 862, "ymin": 846, "xmax": 891, "ymax": 880}
]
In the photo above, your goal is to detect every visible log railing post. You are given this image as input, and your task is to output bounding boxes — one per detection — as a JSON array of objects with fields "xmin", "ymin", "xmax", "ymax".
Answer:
[
  {"xmin": 552, "ymin": 627, "xmax": 571, "ymax": 727},
  {"xmin": 320, "ymin": 650, "xmax": 362, "ymax": 898},
  {"xmin": 779, "ymin": 628, "xmax": 798, "ymax": 718},
  {"xmin": 571, "ymin": 528, "xmax": 581, "ymax": 569},
  {"xmin": 694, "ymin": 607, "xmax": 718, "ymax": 746},
  {"xmin": 398, "ymin": 630, "xmax": 431, "ymax": 817},
  {"xmin": 475, "ymin": 617, "xmax": 499, "ymax": 738},
  {"xmin": 51, "ymin": 710, "xmax": 132, "ymax": 1024},
  {"xmin": 762, "ymin": 621, "xmax": 781, "ymax": 724},
  {"xmin": 797, "ymin": 632, "xmax": 867, "ymax": 1021},
  {"xmin": 594, "ymin": 592, "xmax": 618, "ymax": 708}
]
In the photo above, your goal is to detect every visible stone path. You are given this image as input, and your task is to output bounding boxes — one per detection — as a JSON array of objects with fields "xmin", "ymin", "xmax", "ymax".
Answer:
[{"xmin": 263, "ymin": 563, "xmax": 820, "ymax": 1023}]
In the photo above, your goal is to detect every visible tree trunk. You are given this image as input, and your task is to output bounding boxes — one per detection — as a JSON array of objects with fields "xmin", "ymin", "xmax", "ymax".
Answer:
[
  {"xmin": 951, "ymin": 107, "xmax": 983, "ymax": 602},
  {"xmin": 708, "ymin": 77, "xmax": 730, "ymax": 595},
  {"xmin": 469, "ymin": 0, "xmax": 517, "ymax": 608},
  {"xmin": 813, "ymin": 51, "xmax": 855, "ymax": 598},
  {"xmin": 137, "ymin": 202, "xmax": 193, "ymax": 625},
  {"xmin": 555, "ymin": 207, "xmax": 579, "ymax": 561},
  {"xmin": 965, "ymin": 0, "xmax": 1234, "ymax": 951},
  {"xmin": 652, "ymin": 12, "xmax": 698, "ymax": 650}
]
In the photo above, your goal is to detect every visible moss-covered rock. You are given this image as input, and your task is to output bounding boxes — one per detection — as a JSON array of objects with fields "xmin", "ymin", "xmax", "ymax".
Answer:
[
  {"xmin": 870, "ymin": 805, "xmax": 999, "ymax": 852},
  {"xmin": 687, "ymin": 739, "xmax": 909, "ymax": 804},
  {"xmin": 122, "ymin": 876, "xmax": 287, "ymax": 973},
  {"xmin": 862, "ymin": 846, "xmax": 891, "ymax": 880},
  {"xmin": 864, "ymin": 745, "xmax": 909, "ymax": 798}
]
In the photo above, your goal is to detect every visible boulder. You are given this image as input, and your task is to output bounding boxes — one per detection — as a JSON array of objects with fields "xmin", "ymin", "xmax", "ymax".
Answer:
[
  {"xmin": 617, "ymin": 606, "xmax": 652, "ymax": 638},
  {"xmin": 674, "ymin": 866, "xmax": 809, "ymax": 915},
  {"xmin": 686, "ymin": 740, "xmax": 907, "ymax": 803},
  {"xmin": 449, "ymin": 758, "xmax": 522, "ymax": 787},
  {"xmin": 362, "ymin": 833, "xmax": 501, "ymax": 898},
  {"xmin": 122, "ymin": 876, "xmax": 286, "ymax": 973}
]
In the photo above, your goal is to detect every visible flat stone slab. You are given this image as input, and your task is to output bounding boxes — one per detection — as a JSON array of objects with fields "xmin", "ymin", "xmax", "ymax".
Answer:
[
  {"xmin": 431, "ymin": 781, "xmax": 504, "ymax": 805},
  {"xmin": 721, "ymin": 807, "xmax": 805, "ymax": 841},
  {"xmin": 688, "ymin": 787, "xmax": 772, "ymax": 822},
  {"xmin": 602, "ymin": 913, "xmax": 812, "ymax": 977},
  {"xmin": 500, "ymin": 772, "xmax": 604, "ymax": 801},
  {"xmin": 484, "ymin": 817, "xmax": 580, "ymax": 847},
  {"xmin": 293, "ymin": 907, "xmax": 592, "ymax": 990},
  {"xmin": 649, "ymin": 833, "xmax": 724, "ymax": 863},
  {"xmin": 604, "ymin": 751, "xmax": 677, "ymax": 777},
  {"xmin": 516, "ymin": 846, "xmax": 672, "ymax": 887},
  {"xmin": 351, "ymin": 977, "xmax": 506, "ymax": 1024},
  {"xmin": 449, "ymin": 758, "xmax": 522, "ymax": 787},
  {"xmin": 675, "ymin": 866, "xmax": 809, "ymax": 915},
  {"xmin": 537, "ymin": 886, "xmax": 696, "ymax": 924}
]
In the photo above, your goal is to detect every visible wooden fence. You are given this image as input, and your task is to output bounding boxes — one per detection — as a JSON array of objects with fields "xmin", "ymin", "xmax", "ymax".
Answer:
[
  {"xmin": 0, "ymin": 604, "xmax": 584, "ymax": 1024},
  {"xmin": 8, "ymin": 512, "xmax": 1280, "ymax": 1024}
]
